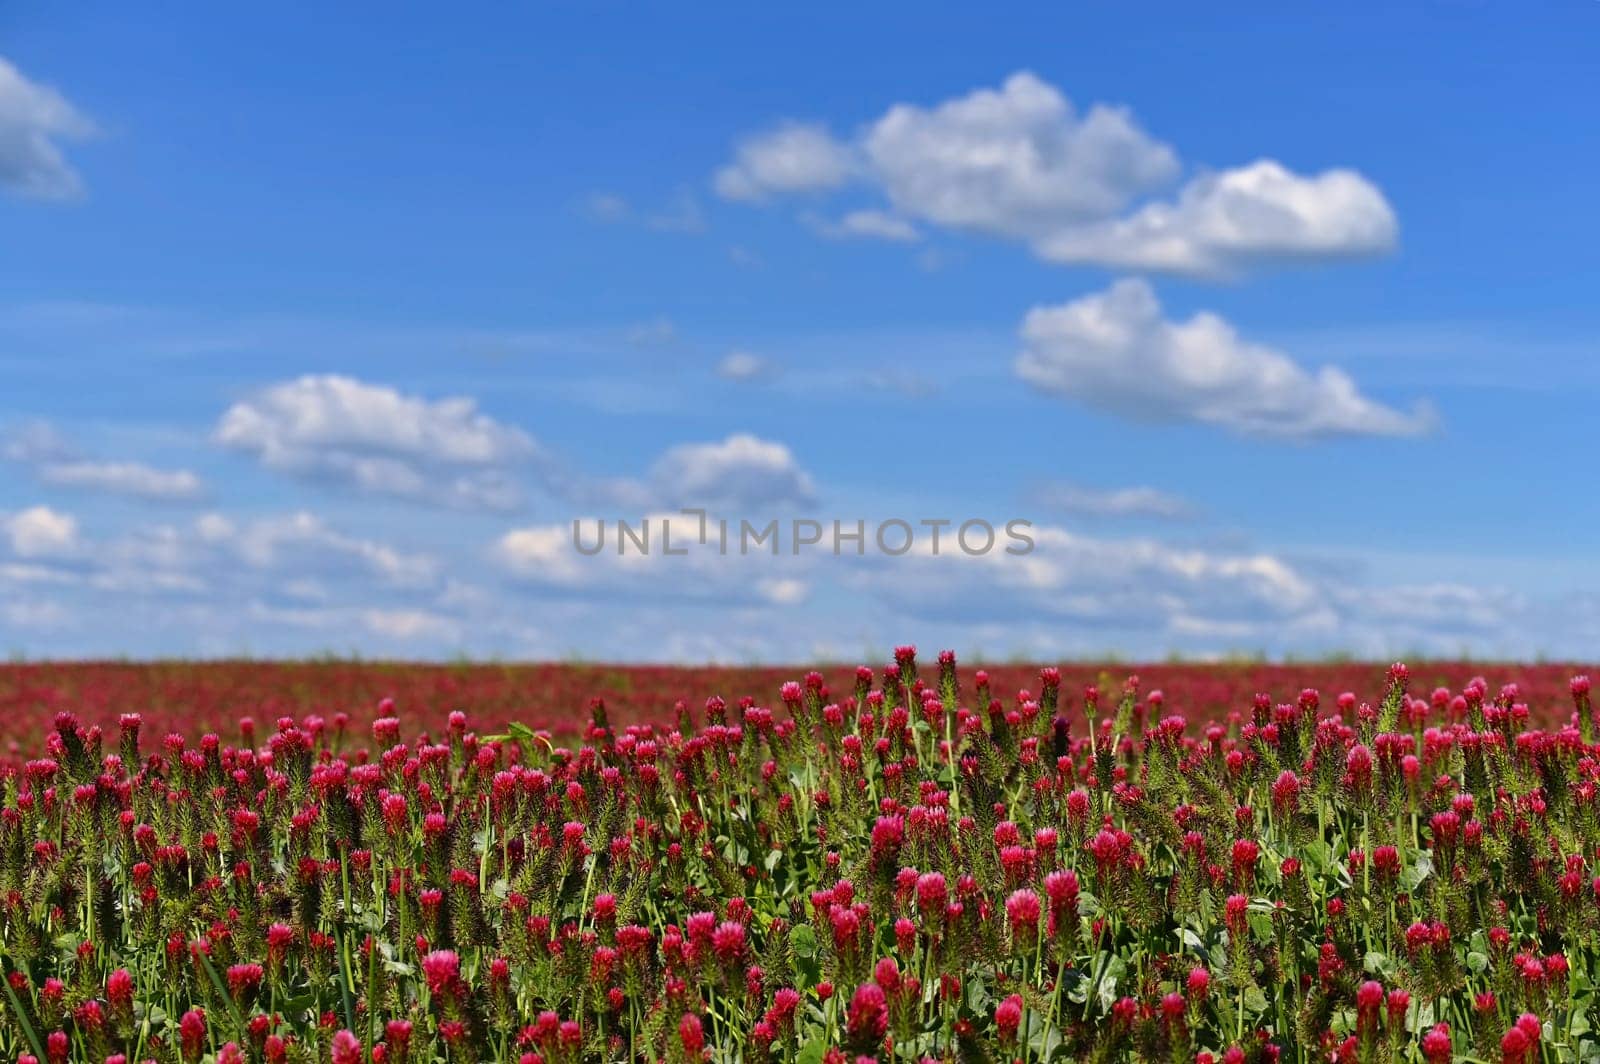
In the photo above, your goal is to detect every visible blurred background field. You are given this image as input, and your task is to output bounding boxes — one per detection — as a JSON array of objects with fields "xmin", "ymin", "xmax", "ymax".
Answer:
[{"xmin": 2, "ymin": 658, "xmax": 1592, "ymax": 754}]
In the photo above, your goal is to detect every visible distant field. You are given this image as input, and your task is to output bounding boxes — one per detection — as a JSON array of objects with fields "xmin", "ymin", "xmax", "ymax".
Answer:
[{"xmin": 0, "ymin": 658, "xmax": 1591, "ymax": 752}]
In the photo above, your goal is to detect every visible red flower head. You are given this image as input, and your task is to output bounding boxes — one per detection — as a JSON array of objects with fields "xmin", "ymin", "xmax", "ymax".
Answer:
[
  {"xmin": 874, "ymin": 957, "xmax": 901, "ymax": 995},
  {"xmin": 179, "ymin": 1009, "xmax": 207, "ymax": 1063},
  {"xmin": 1420, "ymin": 1023, "xmax": 1452, "ymax": 1063},
  {"xmin": 1271, "ymin": 770, "xmax": 1300, "ymax": 815},
  {"xmin": 1502, "ymin": 1027, "xmax": 1530, "ymax": 1064},
  {"xmin": 994, "ymin": 994, "xmax": 1023, "ymax": 1042},
  {"xmin": 331, "ymin": 1031, "xmax": 363, "ymax": 1064},
  {"xmin": 1356, "ymin": 980, "xmax": 1383, "ymax": 1031},
  {"xmin": 385, "ymin": 1020, "xmax": 413, "ymax": 1056},
  {"xmin": 1160, "ymin": 991, "xmax": 1186, "ymax": 1025},
  {"xmin": 421, "ymin": 949, "xmax": 461, "ymax": 997},
  {"xmin": 106, "ymin": 968, "xmax": 134, "ymax": 1015},
  {"xmin": 1344, "ymin": 744, "xmax": 1373, "ymax": 792},
  {"xmin": 1231, "ymin": 839, "xmax": 1260, "ymax": 888},
  {"xmin": 1005, "ymin": 888, "xmax": 1041, "ymax": 939},
  {"xmin": 679, "ymin": 1013, "xmax": 705, "ymax": 1055},
  {"xmin": 1224, "ymin": 894, "xmax": 1249, "ymax": 935},
  {"xmin": 712, "ymin": 921, "xmax": 747, "ymax": 966},
  {"xmin": 226, "ymin": 963, "xmax": 264, "ymax": 1004},
  {"xmin": 846, "ymin": 982, "xmax": 889, "ymax": 1042}
]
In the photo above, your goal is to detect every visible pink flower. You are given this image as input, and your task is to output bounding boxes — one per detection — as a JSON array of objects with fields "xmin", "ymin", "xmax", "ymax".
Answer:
[
  {"xmin": 1502, "ymin": 1026, "xmax": 1530, "ymax": 1064},
  {"xmin": 1006, "ymin": 888, "xmax": 1041, "ymax": 938},
  {"xmin": 995, "ymin": 994, "xmax": 1023, "ymax": 1041},
  {"xmin": 915, "ymin": 871, "xmax": 947, "ymax": 916},
  {"xmin": 873, "ymin": 957, "xmax": 901, "ymax": 995},
  {"xmin": 712, "ymin": 920, "xmax": 746, "ymax": 965},
  {"xmin": 106, "ymin": 968, "xmax": 134, "ymax": 1014},
  {"xmin": 226, "ymin": 963, "xmax": 264, "ymax": 1001},
  {"xmin": 179, "ymin": 1009, "xmax": 207, "ymax": 1063},
  {"xmin": 1420, "ymin": 1024, "xmax": 1452, "ymax": 1063},
  {"xmin": 846, "ymin": 982, "xmax": 888, "ymax": 1042},
  {"xmin": 421, "ymin": 949, "xmax": 461, "ymax": 996},
  {"xmin": 331, "ymin": 1031, "xmax": 363, "ymax": 1064},
  {"xmin": 679, "ymin": 1013, "xmax": 704, "ymax": 1055}
]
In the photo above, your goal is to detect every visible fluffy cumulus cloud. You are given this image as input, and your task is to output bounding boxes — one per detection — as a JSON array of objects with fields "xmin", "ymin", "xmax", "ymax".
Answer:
[
  {"xmin": 647, "ymin": 434, "xmax": 816, "ymax": 510},
  {"xmin": 2, "ymin": 505, "xmax": 79, "ymax": 558},
  {"xmin": 0, "ymin": 56, "xmax": 94, "ymax": 199},
  {"xmin": 1015, "ymin": 279, "xmax": 1435, "ymax": 439},
  {"xmin": 861, "ymin": 72, "xmax": 1179, "ymax": 238},
  {"xmin": 215, "ymin": 375, "xmax": 537, "ymax": 509},
  {"xmin": 716, "ymin": 71, "xmax": 1396, "ymax": 278},
  {"xmin": 1035, "ymin": 160, "xmax": 1397, "ymax": 276}
]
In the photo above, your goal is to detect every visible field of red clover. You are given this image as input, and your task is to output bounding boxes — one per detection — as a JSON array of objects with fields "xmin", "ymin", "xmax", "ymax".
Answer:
[{"xmin": 1, "ymin": 651, "xmax": 1597, "ymax": 1064}]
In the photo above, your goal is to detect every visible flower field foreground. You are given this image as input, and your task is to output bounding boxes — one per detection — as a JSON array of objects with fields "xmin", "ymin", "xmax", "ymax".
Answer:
[{"xmin": 2, "ymin": 652, "xmax": 1599, "ymax": 1062}]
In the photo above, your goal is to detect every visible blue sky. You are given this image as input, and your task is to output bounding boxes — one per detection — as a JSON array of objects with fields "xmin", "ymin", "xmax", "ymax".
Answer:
[{"xmin": 2, "ymin": 3, "xmax": 1598, "ymax": 661}]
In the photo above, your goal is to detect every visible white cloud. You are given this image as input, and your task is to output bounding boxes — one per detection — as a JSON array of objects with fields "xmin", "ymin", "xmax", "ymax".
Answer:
[
  {"xmin": 862, "ymin": 72, "xmax": 1178, "ymax": 237},
  {"xmin": 834, "ymin": 521, "xmax": 1532, "ymax": 657},
  {"xmin": 716, "ymin": 72, "xmax": 1394, "ymax": 278},
  {"xmin": 494, "ymin": 524, "xmax": 586, "ymax": 585},
  {"xmin": 243, "ymin": 602, "xmax": 463, "ymax": 644},
  {"xmin": 3, "ymin": 420, "xmax": 206, "ymax": 502},
  {"xmin": 846, "ymin": 520, "xmax": 1324, "ymax": 636},
  {"xmin": 200, "ymin": 510, "xmax": 437, "ymax": 588},
  {"xmin": 1015, "ymin": 279, "xmax": 1435, "ymax": 439},
  {"xmin": 805, "ymin": 209, "xmax": 921, "ymax": 243},
  {"xmin": 648, "ymin": 434, "xmax": 816, "ymax": 510},
  {"xmin": 37, "ymin": 460, "xmax": 205, "ymax": 501},
  {"xmin": 0, "ymin": 56, "xmax": 94, "ymax": 199},
  {"xmin": 1, "ymin": 599, "xmax": 72, "ymax": 629},
  {"xmin": 2, "ymin": 505, "xmax": 79, "ymax": 558},
  {"xmin": 493, "ymin": 512, "xmax": 810, "ymax": 608},
  {"xmin": 1036, "ymin": 160, "xmax": 1398, "ymax": 277},
  {"xmin": 215, "ymin": 375, "xmax": 537, "ymax": 509},
  {"xmin": 1, "ymin": 420, "xmax": 72, "ymax": 463},
  {"xmin": 1034, "ymin": 482, "xmax": 1195, "ymax": 520},
  {"xmin": 757, "ymin": 577, "xmax": 809, "ymax": 606},
  {"xmin": 714, "ymin": 122, "xmax": 858, "ymax": 202},
  {"xmin": 360, "ymin": 608, "xmax": 461, "ymax": 641},
  {"xmin": 716, "ymin": 350, "xmax": 777, "ymax": 381}
]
